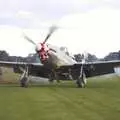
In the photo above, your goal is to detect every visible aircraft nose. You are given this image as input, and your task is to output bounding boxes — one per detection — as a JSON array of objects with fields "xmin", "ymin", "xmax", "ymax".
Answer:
[{"xmin": 36, "ymin": 43, "xmax": 42, "ymax": 51}]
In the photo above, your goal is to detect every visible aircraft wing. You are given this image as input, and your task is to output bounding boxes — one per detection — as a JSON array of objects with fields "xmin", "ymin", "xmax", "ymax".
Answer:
[
  {"xmin": 0, "ymin": 61, "xmax": 29, "ymax": 67},
  {"xmin": 0, "ymin": 61, "xmax": 50, "ymax": 78},
  {"xmin": 58, "ymin": 60, "xmax": 120, "ymax": 79},
  {"xmin": 1, "ymin": 60, "xmax": 120, "ymax": 80},
  {"xmin": 0, "ymin": 61, "xmax": 44, "ymax": 68}
]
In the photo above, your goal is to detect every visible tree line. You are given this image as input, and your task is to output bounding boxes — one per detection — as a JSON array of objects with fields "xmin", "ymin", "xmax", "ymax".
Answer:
[
  {"xmin": 0, "ymin": 50, "xmax": 37, "ymax": 62},
  {"xmin": 0, "ymin": 50, "xmax": 120, "ymax": 63}
]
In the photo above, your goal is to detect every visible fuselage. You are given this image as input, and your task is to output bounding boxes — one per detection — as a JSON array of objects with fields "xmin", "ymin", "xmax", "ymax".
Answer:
[{"xmin": 40, "ymin": 44, "xmax": 77, "ymax": 68}]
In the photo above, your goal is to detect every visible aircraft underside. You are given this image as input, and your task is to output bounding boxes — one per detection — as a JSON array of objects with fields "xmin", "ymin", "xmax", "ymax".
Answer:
[{"xmin": 15, "ymin": 64, "xmax": 87, "ymax": 88}]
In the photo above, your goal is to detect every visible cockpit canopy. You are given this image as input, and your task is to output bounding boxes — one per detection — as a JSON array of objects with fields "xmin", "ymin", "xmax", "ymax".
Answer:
[
  {"xmin": 60, "ymin": 47, "xmax": 75, "ymax": 60},
  {"xmin": 60, "ymin": 47, "xmax": 69, "ymax": 55}
]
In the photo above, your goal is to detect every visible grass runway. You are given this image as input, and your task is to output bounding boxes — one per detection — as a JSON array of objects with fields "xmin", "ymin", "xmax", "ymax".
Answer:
[{"xmin": 0, "ymin": 68, "xmax": 120, "ymax": 120}]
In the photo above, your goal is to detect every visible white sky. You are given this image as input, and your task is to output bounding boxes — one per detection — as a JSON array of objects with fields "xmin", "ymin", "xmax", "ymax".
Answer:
[{"xmin": 0, "ymin": 1, "xmax": 120, "ymax": 58}]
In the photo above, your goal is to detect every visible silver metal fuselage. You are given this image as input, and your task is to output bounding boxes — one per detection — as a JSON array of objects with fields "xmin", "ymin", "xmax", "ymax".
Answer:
[{"xmin": 43, "ymin": 44, "xmax": 77, "ymax": 68}]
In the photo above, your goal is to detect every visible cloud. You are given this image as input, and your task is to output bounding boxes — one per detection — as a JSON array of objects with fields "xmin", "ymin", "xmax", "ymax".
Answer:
[
  {"xmin": 0, "ymin": 25, "xmax": 35, "ymax": 56},
  {"xmin": 16, "ymin": 10, "xmax": 33, "ymax": 19},
  {"xmin": 0, "ymin": 2, "xmax": 120, "ymax": 58},
  {"xmin": 0, "ymin": 0, "xmax": 107, "ymax": 28},
  {"xmin": 48, "ymin": 6, "xmax": 120, "ymax": 58}
]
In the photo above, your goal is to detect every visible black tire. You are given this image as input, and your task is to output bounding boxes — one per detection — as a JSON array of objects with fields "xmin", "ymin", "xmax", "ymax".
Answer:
[
  {"xmin": 20, "ymin": 77, "xmax": 28, "ymax": 87},
  {"xmin": 76, "ymin": 78, "xmax": 85, "ymax": 88}
]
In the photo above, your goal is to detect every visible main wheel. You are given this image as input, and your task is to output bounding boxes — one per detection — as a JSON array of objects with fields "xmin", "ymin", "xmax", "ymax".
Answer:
[
  {"xmin": 76, "ymin": 78, "xmax": 85, "ymax": 88},
  {"xmin": 20, "ymin": 77, "xmax": 28, "ymax": 87}
]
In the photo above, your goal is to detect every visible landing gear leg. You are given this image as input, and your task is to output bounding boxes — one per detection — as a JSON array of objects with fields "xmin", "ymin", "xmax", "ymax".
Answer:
[
  {"xmin": 48, "ymin": 69, "xmax": 60, "ymax": 83},
  {"xmin": 48, "ymin": 69, "xmax": 55, "ymax": 83},
  {"xmin": 19, "ymin": 66, "xmax": 29, "ymax": 87},
  {"xmin": 20, "ymin": 76, "xmax": 28, "ymax": 87},
  {"xmin": 48, "ymin": 73, "xmax": 54, "ymax": 83},
  {"xmin": 68, "ymin": 68, "xmax": 73, "ymax": 80},
  {"xmin": 55, "ymin": 72, "xmax": 60, "ymax": 83},
  {"xmin": 76, "ymin": 66, "xmax": 87, "ymax": 88},
  {"xmin": 76, "ymin": 74, "xmax": 86, "ymax": 88}
]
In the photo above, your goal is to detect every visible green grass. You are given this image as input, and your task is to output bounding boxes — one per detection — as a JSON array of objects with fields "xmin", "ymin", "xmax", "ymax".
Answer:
[
  {"xmin": 0, "ymin": 68, "xmax": 120, "ymax": 120},
  {"xmin": 0, "ymin": 67, "xmax": 19, "ymax": 83}
]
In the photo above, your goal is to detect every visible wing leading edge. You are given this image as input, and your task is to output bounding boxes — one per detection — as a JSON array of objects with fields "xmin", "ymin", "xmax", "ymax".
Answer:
[
  {"xmin": 58, "ymin": 60, "xmax": 120, "ymax": 79},
  {"xmin": 0, "ymin": 61, "xmax": 51, "ymax": 78},
  {"xmin": 1, "ymin": 60, "xmax": 120, "ymax": 80}
]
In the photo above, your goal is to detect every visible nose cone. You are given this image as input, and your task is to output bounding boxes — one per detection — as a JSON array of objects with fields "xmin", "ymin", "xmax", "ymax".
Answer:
[
  {"xmin": 36, "ymin": 43, "xmax": 49, "ymax": 51},
  {"xmin": 36, "ymin": 43, "xmax": 42, "ymax": 51}
]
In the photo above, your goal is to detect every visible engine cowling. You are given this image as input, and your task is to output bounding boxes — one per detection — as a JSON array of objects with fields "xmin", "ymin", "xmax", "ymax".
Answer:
[{"xmin": 36, "ymin": 43, "xmax": 49, "ymax": 63}]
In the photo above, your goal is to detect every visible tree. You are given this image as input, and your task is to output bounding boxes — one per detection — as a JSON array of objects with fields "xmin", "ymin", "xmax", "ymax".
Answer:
[
  {"xmin": 104, "ymin": 52, "xmax": 120, "ymax": 61},
  {"xmin": 74, "ymin": 53, "xmax": 98, "ymax": 62},
  {"xmin": 0, "ymin": 50, "xmax": 9, "ymax": 61},
  {"xmin": 86, "ymin": 53, "xmax": 98, "ymax": 62},
  {"xmin": 74, "ymin": 54, "xmax": 83, "ymax": 62}
]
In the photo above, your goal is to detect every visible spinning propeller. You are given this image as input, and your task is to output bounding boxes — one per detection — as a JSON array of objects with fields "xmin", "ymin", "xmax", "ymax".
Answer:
[
  {"xmin": 43, "ymin": 25, "xmax": 57, "ymax": 44},
  {"xmin": 24, "ymin": 35, "xmax": 36, "ymax": 46},
  {"xmin": 23, "ymin": 25, "xmax": 58, "ymax": 62},
  {"xmin": 24, "ymin": 25, "xmax": 58, "ymax": 46}
]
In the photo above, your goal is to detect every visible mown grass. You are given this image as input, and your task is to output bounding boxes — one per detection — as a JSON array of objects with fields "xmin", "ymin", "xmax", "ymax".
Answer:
[
  {"xmin": 0, "ymin": 67, "xmax": 19, "ymax": 83},
  {"xmin": 0, "ymin": 67, "xmax": 120, "ymax": 120}
]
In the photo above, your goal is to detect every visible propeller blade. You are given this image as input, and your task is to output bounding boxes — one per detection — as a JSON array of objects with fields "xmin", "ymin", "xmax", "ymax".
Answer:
[
  {"xmin": 24, "ymin": 34, "xmax": 36, "ymax": 46},
  {"xmin": 43, "ymin": 25, "xmax": 58, "ymax": 44}
]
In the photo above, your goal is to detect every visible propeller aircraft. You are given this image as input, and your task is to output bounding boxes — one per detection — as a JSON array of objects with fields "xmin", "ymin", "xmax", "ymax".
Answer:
[{"xmin": 0, "ymin": 25, "xmax": 120, "ymax": 88}]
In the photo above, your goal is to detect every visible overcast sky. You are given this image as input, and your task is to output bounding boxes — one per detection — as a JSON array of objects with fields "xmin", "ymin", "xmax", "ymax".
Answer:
[{"xmin": 0, "ymin": 0, "xmax": 120, "ymax": 58}]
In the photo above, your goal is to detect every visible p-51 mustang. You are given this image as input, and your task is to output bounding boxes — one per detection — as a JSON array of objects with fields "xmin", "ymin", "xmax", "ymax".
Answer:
[{"xmin": 0, "ymin": 26, "xmax": 120, "ymax": 88}]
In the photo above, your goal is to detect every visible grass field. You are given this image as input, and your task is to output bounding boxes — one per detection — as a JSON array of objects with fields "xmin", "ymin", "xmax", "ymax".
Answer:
[{"xmin": 0, "ymin": 68, "xmax": 120, "ymax": 120}]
